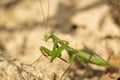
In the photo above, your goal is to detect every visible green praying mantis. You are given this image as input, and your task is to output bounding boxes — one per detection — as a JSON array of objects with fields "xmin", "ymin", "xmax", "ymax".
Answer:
[
  {"xmin": 36, "ymin": 0, "xmax": 111, "ymax": 79},
  {"xmin": 37, "ymin": 0, "xmax": 111, "ymax": 68},
  {"xmin": 39, "ymin": 33, "xmax": 111, "ymax": 67}
]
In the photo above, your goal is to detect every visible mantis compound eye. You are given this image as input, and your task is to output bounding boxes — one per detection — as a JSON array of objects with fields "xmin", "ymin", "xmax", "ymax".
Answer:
[{"xmin": 44, "ymin": 33, "xmax": 51, "ymax": 41}]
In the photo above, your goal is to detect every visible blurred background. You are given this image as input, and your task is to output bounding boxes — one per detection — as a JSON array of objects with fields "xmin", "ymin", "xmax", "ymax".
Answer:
[{"xmin": 0, "ymin": 0, "xmax": 120, "ymax": 80}]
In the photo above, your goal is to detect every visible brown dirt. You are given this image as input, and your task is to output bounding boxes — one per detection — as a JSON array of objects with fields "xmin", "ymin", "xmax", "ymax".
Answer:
[{"xmin": 0, "ymin": 0, "xmax": 120, "ymax": 80}]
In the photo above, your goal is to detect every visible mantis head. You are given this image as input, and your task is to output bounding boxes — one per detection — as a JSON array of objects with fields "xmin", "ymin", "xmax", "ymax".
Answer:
[{"xmin": 44, "ymin": 33, "xmax": 52, "ymax": 41}]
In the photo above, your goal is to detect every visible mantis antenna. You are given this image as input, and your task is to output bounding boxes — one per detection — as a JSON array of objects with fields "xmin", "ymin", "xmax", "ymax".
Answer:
[{"xmin": 38, "ymin": 0, "xmax": 50, "ymax": 34}]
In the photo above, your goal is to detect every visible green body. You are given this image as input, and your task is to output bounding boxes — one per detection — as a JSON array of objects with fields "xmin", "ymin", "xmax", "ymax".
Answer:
[{"xmin": 40, "ymin": 33, "xmax": 111, "ymax": 67}]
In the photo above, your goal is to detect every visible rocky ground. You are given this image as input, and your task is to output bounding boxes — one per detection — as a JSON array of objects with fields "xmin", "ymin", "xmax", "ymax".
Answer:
[{"xmin": 0, "ymin": 0, "xmax": 120, "ymax": 80}]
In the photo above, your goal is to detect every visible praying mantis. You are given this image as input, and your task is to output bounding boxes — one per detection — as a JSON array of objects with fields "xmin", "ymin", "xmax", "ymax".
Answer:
[
  {"xmin": 36, "ymin": 0, "xmax": 112, "ymax": 79},
  {"xmin": 38, "ymin": 0, "xmax": 111, "ymax": 67},
  {"xmin": 37, "ymin": 0, "xmax": 111, "ymax": 71},
  {"xmin": 40, "ymin": 33, "xmax": 111, "ymax": 67}
]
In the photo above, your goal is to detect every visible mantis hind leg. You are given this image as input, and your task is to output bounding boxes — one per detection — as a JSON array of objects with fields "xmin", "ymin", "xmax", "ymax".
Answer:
[{"xmin": 60, "ymin": 63, "xmax": 73, "ymax": 80}]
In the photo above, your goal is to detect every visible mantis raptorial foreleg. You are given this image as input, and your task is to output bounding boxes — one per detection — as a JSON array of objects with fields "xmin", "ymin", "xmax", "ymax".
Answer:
[{"xmin": 40, "ymin": 43, "xmax": 68, "ymax": 62}]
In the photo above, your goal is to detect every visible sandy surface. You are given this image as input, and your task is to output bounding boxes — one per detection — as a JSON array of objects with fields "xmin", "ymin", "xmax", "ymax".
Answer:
[{"xmin": 0, "ymin": 0, "xmax": 120, "ymax": 80}]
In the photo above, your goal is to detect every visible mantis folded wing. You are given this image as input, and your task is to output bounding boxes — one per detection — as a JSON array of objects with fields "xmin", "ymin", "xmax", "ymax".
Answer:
[{"xmin": 40, "ymin": 33, "xmax": 111, "ymax": 67}]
